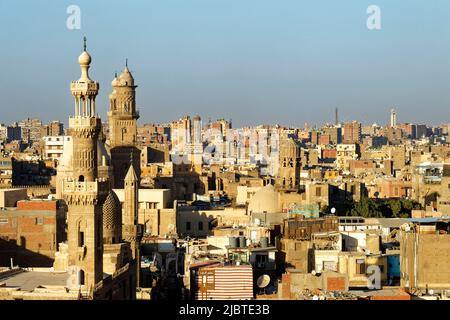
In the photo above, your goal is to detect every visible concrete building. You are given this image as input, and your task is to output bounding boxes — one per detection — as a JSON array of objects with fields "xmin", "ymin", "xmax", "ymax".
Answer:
[
  {"xmin": 43, "ymin": 136, "xmax": 71, "ymax": 160},
  {"xmin": 400, "ymin": 219, "xmax": 450, "ymax": 294},
  {"xmin": 0, "ymin": 199, "xmax": 66, "ymax": 267},
  {"xmin": 343, "ymin": 121, "xmax": 361, "ymax": 144}
]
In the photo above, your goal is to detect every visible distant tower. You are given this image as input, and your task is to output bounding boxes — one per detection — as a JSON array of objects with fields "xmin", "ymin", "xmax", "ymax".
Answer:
[
  {"xmin": 335, "ymin": 107, "xmax": 339, "ymax": 126},
  {"xmin": 63, "ymin": 38, "xmax": 106, "ymax": 288},
  {"xmin": 390, "ymin": 108, "xmax": 397, "ymax": 128},
  {"xmin": 277, "ymin": 138, "xmax": 301, "ymax": 191},
  {"xmin": 108, "ymin": 59, "xmax": 140, "ymax": 188}
]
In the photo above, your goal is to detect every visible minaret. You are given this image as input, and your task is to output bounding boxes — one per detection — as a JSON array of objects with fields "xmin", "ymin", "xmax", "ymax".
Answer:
[
  {"xmin": 107, "ymin": 59, "xmax": 140, "ymax": 188},
  {"xmin": 62, "ymin": 38, "xmax": 106, "ymax": 289},
  {"xmin": 122, "ymin": 154, "xmax": 139, "ymax": 257},
  {"xmin": 390, "ymin": 108, "xmax": 397, "ymax": 128}
]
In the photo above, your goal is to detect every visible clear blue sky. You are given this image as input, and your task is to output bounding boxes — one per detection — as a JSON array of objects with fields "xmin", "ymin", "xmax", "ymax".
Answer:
[{"xmin": 0, "ymin": 0, "xmax": 449, "ymax": 127}]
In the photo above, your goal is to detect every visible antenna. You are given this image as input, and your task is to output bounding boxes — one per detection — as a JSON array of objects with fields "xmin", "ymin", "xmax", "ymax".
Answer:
[{"xmin": 335, "ymin": 107, "xmax": 339, "ymax": 126}]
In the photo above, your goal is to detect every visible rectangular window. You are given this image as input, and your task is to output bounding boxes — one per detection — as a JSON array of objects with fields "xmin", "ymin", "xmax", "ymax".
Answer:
[
  {"xmin": 186, "ymin": 222, "xmax": 191, "ymax": 231},
  {"xmin": 78, "ymin": 231, "xmax": 85, "ymax": 247},
  {"xmin": 198, "ymin": 221, "xmax": 203, "ymax": 231},
  {"xmin": 316, "ymin": 187, "xmax": 322, "ymax": 197},
  {"xmin": 356, "ymin": 259, "xmax": 366, "ymax": 275},
  {"xmin": 256, "ymin": 255, "xmax": 268, "ymax": 264},
  {"xmin": 36, "ymin": 217, "xmax": 43, "ymax": 225}
]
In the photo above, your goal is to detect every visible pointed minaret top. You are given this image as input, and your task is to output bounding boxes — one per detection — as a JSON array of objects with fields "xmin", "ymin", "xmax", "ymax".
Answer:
[{"xmin": 125, "ymin": 156, "xmax": 138, "ymax": 182}]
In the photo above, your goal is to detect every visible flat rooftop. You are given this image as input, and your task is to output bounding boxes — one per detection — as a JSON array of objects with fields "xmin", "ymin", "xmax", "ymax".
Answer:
[{"xmin": 1, "ymin": 271, "xmax": 69, "ymax": 291}]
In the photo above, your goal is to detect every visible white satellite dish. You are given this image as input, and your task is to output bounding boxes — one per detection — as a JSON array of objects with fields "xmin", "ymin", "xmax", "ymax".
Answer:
[{"xmin": 257, "ymin": 275, "xmax": 271, "ymax": 288}]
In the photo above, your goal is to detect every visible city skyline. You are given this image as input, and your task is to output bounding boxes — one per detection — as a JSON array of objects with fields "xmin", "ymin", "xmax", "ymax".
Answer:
[
  {"xmin": 1, "ymin": 0, "xmax": 449, "ymax": 127},
  {"xmin": 2, "ymin": 2, "xmax": 450, "ymax": 303}
]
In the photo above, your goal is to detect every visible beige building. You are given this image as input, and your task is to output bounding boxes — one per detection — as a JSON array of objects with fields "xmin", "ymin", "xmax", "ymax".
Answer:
[{"xmin": 400, "ymin": 220, "xmax": 450, "ymax": 294}]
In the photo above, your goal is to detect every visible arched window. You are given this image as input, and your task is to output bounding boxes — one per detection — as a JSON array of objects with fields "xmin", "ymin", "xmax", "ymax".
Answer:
[
  {"xmin": 79, "ymin": 269, "xmax": 85, "ymax": 285},
  {"xmin": 79, "ymin": 175, "xmax": 85, "ymax": 182}
]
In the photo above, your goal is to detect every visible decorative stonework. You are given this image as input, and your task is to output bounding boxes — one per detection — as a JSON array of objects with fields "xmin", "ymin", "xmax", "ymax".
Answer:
[{"xmin": 63, "ymin": 193, "xmax": 99, "ymax": 206}]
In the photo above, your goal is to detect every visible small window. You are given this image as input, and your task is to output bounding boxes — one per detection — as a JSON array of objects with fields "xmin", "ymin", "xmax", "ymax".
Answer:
[
  {"xmin": 356, "ymin": 259, "xmax": 366, "ymax": 275},
  {"xmin": 79, "ymin": 231, "xmax": 85, "ymax": 247},
  {"xmin": 36, "ymin": 217, "xmax": 43, "ymax": 225},
  {"xmin": 186, "ymin": 222, "xmax": 191, "ymax": 231},
  {"xmin": 316, "ymin": 187, "xmax": 322, "ymax": 197},
  {"xmin": 198, "ymin": 221, "xmax": 204, "ymax": 231}
]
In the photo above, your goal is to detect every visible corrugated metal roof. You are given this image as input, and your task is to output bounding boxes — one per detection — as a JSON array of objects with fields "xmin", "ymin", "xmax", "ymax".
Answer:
[{"xmin": 195, "ymin": 265, "xmax": 253, "ymax": 300}]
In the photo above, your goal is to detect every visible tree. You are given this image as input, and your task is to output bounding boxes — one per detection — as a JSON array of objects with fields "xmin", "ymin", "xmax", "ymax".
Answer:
[{"xmin": 387, "ymin": 200, "xmax": 401, "ymax": 218}]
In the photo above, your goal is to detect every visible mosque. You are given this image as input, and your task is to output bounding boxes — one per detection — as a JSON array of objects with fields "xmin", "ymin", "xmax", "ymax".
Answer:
[{"xmin": 50, "ymin": 38, "xmax": 143, "ymax": 299}]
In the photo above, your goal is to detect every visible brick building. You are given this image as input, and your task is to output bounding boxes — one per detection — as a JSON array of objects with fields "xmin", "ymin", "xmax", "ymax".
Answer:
[{"xmin": 0, "ymin": 199, "xmax": 66, "ymax": 267}]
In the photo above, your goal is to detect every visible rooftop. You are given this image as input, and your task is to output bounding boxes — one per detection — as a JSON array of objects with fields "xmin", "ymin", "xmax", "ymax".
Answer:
[{"xmin": 1, "ymin": 270, "xmax": 69, "ymax": 291}]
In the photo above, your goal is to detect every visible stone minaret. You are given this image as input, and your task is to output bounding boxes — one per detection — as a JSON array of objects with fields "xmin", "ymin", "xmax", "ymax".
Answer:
[
  {"xmin": 122, "ymin": 157, "xmax": 139, "ymax": 258},
  {"xmin": 62, "ymin": 38, "xmax": 106, "ymax": 288},
  {"xmin": 277, "ymin": 138, "xmax": 301, "ymax": 191},
  {"xmin": 107, "ymin": 60, "xmax": 140, "ymax": 188},
  {"xmin": 390, "ymin": 108, "xmax": 397, "ymax": 128}
]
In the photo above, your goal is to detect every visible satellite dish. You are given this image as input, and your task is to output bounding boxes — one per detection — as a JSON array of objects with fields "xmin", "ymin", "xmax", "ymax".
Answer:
[
  {"xmin": 257, "ymin": 275, "xmax": 271, "ymax": 288},
  {"xmin": 331, "ymin": 207, "xmax": 336, "ymax": 214}
]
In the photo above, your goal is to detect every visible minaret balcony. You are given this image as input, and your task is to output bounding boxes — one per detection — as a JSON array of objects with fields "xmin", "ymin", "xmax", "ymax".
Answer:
[
  {"xmin": 62, "ymin": 179, "xmax": 110, "ymax": 195},
  {"xmin": 63, "ymin": 180, "xmax": 99, "ymax": 194},
  {"xmin": 69, "ymin": 117, "xmax": 101, "ymax": 128},
  {"xmin": 70, "ymin": 81, "xmax": 99, "ymax": 92}
]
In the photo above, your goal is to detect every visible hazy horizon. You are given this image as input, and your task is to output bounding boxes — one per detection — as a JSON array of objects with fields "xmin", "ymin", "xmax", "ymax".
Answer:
[{"xmin": 1, "ymin": 0, "xmax": 449, "ymax": 127}]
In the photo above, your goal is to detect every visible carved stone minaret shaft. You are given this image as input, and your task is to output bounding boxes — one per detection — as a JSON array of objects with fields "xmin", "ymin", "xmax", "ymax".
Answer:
[
  {"xmin": 63, "ymin": 38, "xmax": 105, "ymax": 289},
  {"xmin": 122, "ymin": 161, "xmax": 139, "ymax": 258}
]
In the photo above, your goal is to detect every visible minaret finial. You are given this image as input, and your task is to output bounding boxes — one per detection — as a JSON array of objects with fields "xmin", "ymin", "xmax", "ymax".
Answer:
[
  {"xmin": 130, "ymin": 150, "xmax": 133, "ymax": 165},
  {"xmin": 83, "ymin": 36, "xmax": 87, "ymax": 51},
  {"xmin": 125, "ymin": 58, "xmax": 128, "ymax": 68}
]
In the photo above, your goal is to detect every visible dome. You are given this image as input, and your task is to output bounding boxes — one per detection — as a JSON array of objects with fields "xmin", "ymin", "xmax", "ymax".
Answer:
[
  {"xmin": 118, "ymin": 66, "xmax": 134, "ymax": 86},
  {"xmin": 248, "ymin": 184, "xmax": 279, "ymax": 213},
  {"xmin": 103, "ymin": 191, "xmax": 122, "ymax": 230},
  {"xmin": 78, "ymin": 51, "xmax": 91, "ymax": 66}
]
